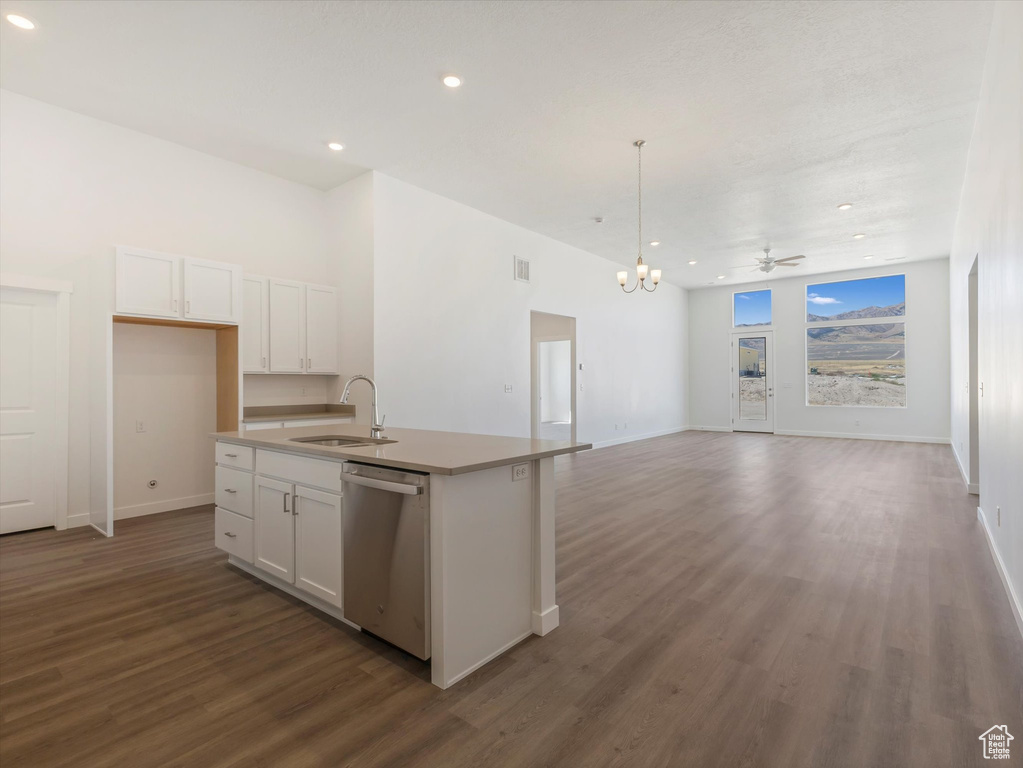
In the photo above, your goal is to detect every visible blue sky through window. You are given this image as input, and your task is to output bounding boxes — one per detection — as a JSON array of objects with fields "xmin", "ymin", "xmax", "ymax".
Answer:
[
  {"xmin": 806, "ymin": 274, "xmax": 905, "ymax": 320},
  {"xmin": 733, "ymin": 290, "xmax": 771, "ymax": 326}
]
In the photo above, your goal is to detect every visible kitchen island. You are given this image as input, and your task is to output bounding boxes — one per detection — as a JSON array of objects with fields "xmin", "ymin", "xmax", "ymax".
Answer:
[{"xmin": 211, "ymin": 423, "xmax": 590, "ymax": 688}]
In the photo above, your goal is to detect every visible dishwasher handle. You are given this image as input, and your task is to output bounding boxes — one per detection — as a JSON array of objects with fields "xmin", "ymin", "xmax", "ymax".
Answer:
[{"xmin": 341, "ymin": 469, "xmax": 423, "ymax": 496}]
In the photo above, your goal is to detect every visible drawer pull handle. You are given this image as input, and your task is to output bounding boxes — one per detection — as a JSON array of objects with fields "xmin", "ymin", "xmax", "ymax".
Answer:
[
  {"xmin": 223, "ymin": 532, "xmax": 237, "ymax": 538},
  {"xmin": 224, "ymin": 488, "xmax": 237, "ymax": 493},
  {"xmin": 225, "ymin": 453, "xmax": 238, "ymax": 458},
  {"xmin": 283, "ymin": 492, "xmax": 290, "ymax": 514}
]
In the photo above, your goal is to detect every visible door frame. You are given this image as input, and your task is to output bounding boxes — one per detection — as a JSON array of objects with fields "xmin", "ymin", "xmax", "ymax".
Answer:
[
  {"xmin": 730, "ymin": 329, "xmax": 775, "ymax": 434},
  {"xmin": 530, "ymin": 311, "xmax": 577, "ymax": 443},
  {"xmin": 0, "ymin": 273, "xmax": 73, "ymax": 531}
]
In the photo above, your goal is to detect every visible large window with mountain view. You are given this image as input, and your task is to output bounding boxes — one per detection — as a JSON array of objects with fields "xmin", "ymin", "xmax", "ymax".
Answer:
[{"xmin": 806, "ymin": 274, "xmax": 905, "ymax": 407}]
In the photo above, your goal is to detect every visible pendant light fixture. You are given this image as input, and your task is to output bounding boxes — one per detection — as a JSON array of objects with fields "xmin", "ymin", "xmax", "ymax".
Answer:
[{"xmin": 617, "ymin": 140, "xmax": 661, "ymax": 293}]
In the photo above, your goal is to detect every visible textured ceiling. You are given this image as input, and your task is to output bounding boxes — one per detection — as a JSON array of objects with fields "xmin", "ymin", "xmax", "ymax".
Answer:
[{"xmin": 0, "ymin": 0, "xmax": 993, "ymax": 287}]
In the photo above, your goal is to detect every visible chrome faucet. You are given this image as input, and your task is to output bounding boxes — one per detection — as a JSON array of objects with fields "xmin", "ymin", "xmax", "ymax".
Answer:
[{"xmin": 340, "ymin": 375, "xmax": 386, "ymax": 438}]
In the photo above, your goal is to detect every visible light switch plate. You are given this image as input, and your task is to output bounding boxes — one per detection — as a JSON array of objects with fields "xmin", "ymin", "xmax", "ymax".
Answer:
[
  {"xmin": 512, "ymin": 463, "xmax": 529, "ymax": 481},
  {"xmin": 504, "ymin": 384, "xmax": 513, "ymax": 393}
]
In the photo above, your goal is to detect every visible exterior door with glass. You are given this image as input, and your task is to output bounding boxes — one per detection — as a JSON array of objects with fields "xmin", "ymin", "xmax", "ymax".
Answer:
[{"xmin": 732, "ymin": 331, "xmax": 774, "ymax": 433}]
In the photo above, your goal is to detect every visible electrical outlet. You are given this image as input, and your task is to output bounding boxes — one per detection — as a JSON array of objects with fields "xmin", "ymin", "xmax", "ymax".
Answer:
[
  {"xmin": 512, "ymin": 463, "xmax": 529, "ymax": 481},
  {"xmin": 855, "ymin": 419, "xmax": 860, "ymax": 427},
  {"xmin": 623, "ymin": 422, "xmax": 628, "ymax": 429},
  {"xmin": 579, "ymin": 383, "xmax": 584, "ymax": 391},
  {"xmin": 614, "ymin": 423, "xmax": 619, "ymax": 431},
  {"xmin": 504, "ymin": 384, "xmax": 513, "ymax": 393},
  {"xmin": 136, "ymin": 420, "xmax": 145, "ymax": 433},
  {"xmin": 301, "ymin": 387, "xmax": 307, "ymax": 397}
]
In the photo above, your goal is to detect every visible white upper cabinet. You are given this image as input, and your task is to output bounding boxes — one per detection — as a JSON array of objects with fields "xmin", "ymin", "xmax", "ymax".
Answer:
[
  {"xmin": 242, "ymin": 276, "xmax": 269, "ymax": 373},
  {"xmin": 184, "ymin": 257, "xmax": 242, "ymax": 323},
  {"xmin": 305, "ymin": 284, "xmax": 339, "ymax": 374},
  {"xmin": 116, "ymin": 247, "xmax": 181, "ymax": 318},
  {"xmin": 116, "ymin": 246, "xmax": 241, "ymax": 324},
  {"xmin": 269, "ymin": 278, "xmax": 306, "ymax": 373}
]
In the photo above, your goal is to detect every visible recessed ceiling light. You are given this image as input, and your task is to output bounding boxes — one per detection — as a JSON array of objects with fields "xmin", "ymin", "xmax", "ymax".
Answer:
[
  {"xmin": 716, "ymin": 275, "xmax": 726, "ymax": 280},
  {"xmin": 442, "ymin": 75, "xmax": 462, "ymax": 88},
  {"xmin": 5, "ymin": 13, "xmax": 35, "ymax": 29},
  {"xmin": 688, "ymin": 260, "xmax": 697, "ymax": 265},
  {"xmin": 863, "ymin": 255, "xmax": 873, "ymax": 260},
  {"xmin": 852, "ymin": 233, "xmax": 866, "ymax": 239},
  {"xmin": 327, "ymin": 142, "xmax": 344, "ymax": 151},
  {"xmin": 837, "ymin": 203, "xmax": 853, "ymax": 210},
  {"xmin": 649, "ymin": 241, "xmax": 660, "ymax": 247}
]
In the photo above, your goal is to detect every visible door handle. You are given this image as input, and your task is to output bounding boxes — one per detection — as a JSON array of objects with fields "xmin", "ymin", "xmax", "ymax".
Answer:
[
  {"xmin": 283, "ymin": 492, "xmax": 290, "ymax": 514},
  {"xmin": 262, "ymin": 356, "xmax": 266, "ymax": 368},
  {"xmin": 300, "ymin": 358, "xmax": 304, "ymax": 369},
  {"xmin": 292, "ymin": 496, "xmax": 299, "ymax": 516},
  {"xmin": 186, "ymin": 300, "xmax": 191, "ymax": 314},
  {"xmin": 308, "ymin": 357, "xmax": 312, "ymax": 369}
]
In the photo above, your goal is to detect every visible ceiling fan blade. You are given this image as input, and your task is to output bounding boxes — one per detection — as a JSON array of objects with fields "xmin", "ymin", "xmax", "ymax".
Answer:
[
  {"xmin": 776, "ymin": 262, "xmax": 799, "ymax": 266},
  {"xmin": 774, "ymin": 255, "xmax": 805, "ymax": 263},
  {"xmin": 749, "ymin": 267, "xmax": 762, "ymax": 273}
]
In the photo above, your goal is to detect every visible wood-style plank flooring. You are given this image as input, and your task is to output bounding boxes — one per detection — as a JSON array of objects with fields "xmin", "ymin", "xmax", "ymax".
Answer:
[{"xmin": 2, "ymin": 432, "xmax": 1021, "ymax": 767}]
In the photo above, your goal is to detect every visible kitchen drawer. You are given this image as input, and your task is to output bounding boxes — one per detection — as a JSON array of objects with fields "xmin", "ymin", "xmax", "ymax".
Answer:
[
  {"xmin": 256, "ymin": 449, "xmax": 344, "ymax": 494},
  {"xmin": 215, "ymin": 465, "xmax": 253, "ymax": 517},
  {"xmin": 215, "ymin": 507, "xmax": 254, "ymax": 563},
  {"xmin": 286, "ymin": 417, "xmax": 353, "ymax": 428},
  {"xmin": 216, "ymin": 442, "xmax": 254, "ymax": 471}
]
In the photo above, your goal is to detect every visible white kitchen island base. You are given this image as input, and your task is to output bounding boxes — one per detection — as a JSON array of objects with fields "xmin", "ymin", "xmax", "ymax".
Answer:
[{"xmin": 211, "ymin": 423, "xmax": 586, "ymax": 690}]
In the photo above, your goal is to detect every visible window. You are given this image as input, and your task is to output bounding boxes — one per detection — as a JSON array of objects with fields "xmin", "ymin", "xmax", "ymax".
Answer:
[
  {"xmin": 733, "ymin": 289, "xmax": 771, "ymax": 327},
  {"xmin": 805, "ymin": 275, "xmax": 905, "ymax": 407}
]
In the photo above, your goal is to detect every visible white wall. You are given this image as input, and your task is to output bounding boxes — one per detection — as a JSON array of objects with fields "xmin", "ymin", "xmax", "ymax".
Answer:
[
  {"xmin": 371, "ymin": 173, "xmax": 688, "ymax": 446},
  {"xmin": 113, "ymin": 324, "xmax": 215, "ymax": 518},
  {"xmin": 242, "ymin": 374, "xmax": 332, "ymax": 407},
  {"xmin": 949, "ymin": 1, "xmax": 1022, "ymax": 629},
  {"xmin": 688, "ymin": 258, "xmax": 950, "ymax": 442},
  {"xmin": 0, "ymin": 90, "xmax": 332, "ymax": 526}
]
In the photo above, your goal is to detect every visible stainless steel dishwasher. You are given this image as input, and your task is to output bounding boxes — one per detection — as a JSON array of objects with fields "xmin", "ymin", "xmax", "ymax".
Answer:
[{"xmin": 341, "ymin": 462, "xmax": 430, "ymax": 660}]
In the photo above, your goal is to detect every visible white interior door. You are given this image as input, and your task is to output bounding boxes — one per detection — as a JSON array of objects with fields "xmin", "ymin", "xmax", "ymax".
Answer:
[
  {"xmin": 183, "ymin": 257, "xmax": 241, "ymax": 323},
  {"xmin": 732, "ymin": 331, "xmax": 774, "ymax": 433},
  {"xmin": 242, "ymin": 276, "xmax": 269, "ymax": 373},
  {"xmin": 0, "ymin": 288, "xmax": 58, "ymax": 533},
  {"xmin": 304, "ymin": 285, "xmax": 338, "ymax": 374},
  {"xmin": 294, "ymin": 485, "xmax": 343, "ymax": 607},
  {"xmin": 254, "ymin": 476, "xmax": 295, "ymax": 581},
  {"xmin": 268, "ymin": 279, "xmax": 305, "ymax": 373}
]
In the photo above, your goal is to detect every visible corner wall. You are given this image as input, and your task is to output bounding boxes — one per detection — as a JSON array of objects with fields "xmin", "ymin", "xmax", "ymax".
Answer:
[
  {"xmin": 370, "ymin": 173, "xmax": 688, "ymax": 446},
  {"xmin": 948, "ymin": 1, "xmax": 1022, "ymax": 630},
  {"xmin": 687, "ymin": 258, "xmax": 950, "ymax": 442}
]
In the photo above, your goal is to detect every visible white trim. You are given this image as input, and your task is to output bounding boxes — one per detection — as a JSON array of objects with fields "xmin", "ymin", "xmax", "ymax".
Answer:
[
  {"xmin": 441, "ymin": 629, "xmax": 533, "ymax": 689},
  {"xmin": 531, "ymin": 605, "xmax": 560, "ymax": 635},
  {"xmin": 66, "ymin": 513, "xmax": 90, "ymax": 528},
  {"xmin": 115, "ymin": 493, "xmax": 215, "ymax": 520},
  {"xmin": 0, "ymin": 273, "xmax": 74, "ymax": 294},
  {"xmin": 685, "ymin": 425, "xmax": 732, "ymax": 432},
  {"xmin": 977, "ymin": 507, "xmax": 1023, "ymax": 642},
  {"xmin": 774, "ymin": 429, "xmax": 948, "ymax": 444},
  {"xmin": 951, "ymin": 444, "xmax": 980, "ymax": 494},
  {"xmin": 590, "ymin": 425, "xmax": 688, "ymax": 449}
]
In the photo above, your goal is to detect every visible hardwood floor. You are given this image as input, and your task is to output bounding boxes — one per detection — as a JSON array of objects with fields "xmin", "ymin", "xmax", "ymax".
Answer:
[{"xmin": 2, "ymin": 432, "xmax": 1020, "ymax": 767}]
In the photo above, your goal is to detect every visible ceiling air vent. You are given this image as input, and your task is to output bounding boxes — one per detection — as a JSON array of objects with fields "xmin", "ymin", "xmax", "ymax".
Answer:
[{"xmin": 514, "ymin": 255, "xmax": 531, "ymax": 283}]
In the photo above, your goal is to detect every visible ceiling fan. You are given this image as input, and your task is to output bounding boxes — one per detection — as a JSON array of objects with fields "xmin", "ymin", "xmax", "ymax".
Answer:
[{"xmin": 747, "ymin": 248, "xmax": 805, "ymax": 273}]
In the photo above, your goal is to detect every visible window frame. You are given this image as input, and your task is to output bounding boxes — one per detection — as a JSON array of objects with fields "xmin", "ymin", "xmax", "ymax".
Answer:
[
  {"xmin": 731, "ymin": 288, "xmax": 772, "ymax": 330},
  {"xmin": 804, "ymin": 273, "xmax": 907, "ymax": 409}
]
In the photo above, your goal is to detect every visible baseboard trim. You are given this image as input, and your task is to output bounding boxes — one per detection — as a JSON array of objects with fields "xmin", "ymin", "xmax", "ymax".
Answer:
[
  {"xmin": 685, "ymin": 425, "xmax": 731, "ymax": 433},
  {"xmin": 591, "ymin": 426, "xmax": 688, "ymax": 450},
  {"xmin": 115, "ymin": 493, "xmax": 214, "ymax": 520},
  {"xmin": 951, "ymin": 444, "xmax": 980, "ymax": 494},
  {"xmin": 443, "ymin": 629, "xmax": 533, "ymax": 689},
  {"xmin": 774, "ymin": 429, "xmax": 949, "ymax": 445},
  {"xmin": 66, "ymin": 513, "xmax": 91, "ymax": 528},
  {"xmin": 977, "ymin": 506, "xmax": 1023, "ymax": 642},
  {"xmin": 531, "ymin": 604, "xmax": 560, "ymax": 635}
]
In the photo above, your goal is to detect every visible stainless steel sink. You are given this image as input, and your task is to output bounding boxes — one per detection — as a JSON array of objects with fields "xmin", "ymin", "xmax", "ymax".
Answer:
[{"xmin": 289, "ymin": 435, "xmax": 396, "ymax": 448}]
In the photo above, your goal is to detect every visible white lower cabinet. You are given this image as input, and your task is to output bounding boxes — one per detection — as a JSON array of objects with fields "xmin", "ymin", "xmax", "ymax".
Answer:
[
  {"xmin": 215, "ymin": 508, "xmax": 254, "ymax": 563},
  {"xmin": 253, "ymin": 474, "xmax": 342, "ymax": 608},
  {"xmin": 294, "ymin": 486, "xmax": 343, "ymax": 607}
]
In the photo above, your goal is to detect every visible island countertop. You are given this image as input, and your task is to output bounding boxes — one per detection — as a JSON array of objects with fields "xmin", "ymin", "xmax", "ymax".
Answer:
[{"xmin": 212, "ymin": 423, "xmax": 591, "ymax": 475}]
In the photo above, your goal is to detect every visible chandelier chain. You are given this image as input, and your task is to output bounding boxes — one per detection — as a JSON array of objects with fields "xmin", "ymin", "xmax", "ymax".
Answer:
[{"xmin": 637, "ymin": 141, "xmax": 642, "ymax": 260}]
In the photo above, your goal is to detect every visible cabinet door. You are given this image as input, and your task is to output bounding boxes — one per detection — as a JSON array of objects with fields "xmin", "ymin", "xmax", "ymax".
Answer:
[
  {"xmin": 183, "ymin": 257, "xmax": 241, "ymax": 323},
  {"xmin": 305, "ymin": 284, "xmax": 339, "ymax": 374},
  {"xmin": 269, "ymin": 279, "xmax": 305, "ymax": 373},
  {"xmin": 115, "ymin": 247, "xmax": 181, "ymax": 318},
  {"xmin": 254, "ymin": 476, "xmax": 295, "ymax": 582},
  {"xmin": 242, "ymin": 276, "xmax": 269, "ymax": 372},
  {"xmin": 294, "ymin": 485, "xmax": 343, "ymax": 607}
]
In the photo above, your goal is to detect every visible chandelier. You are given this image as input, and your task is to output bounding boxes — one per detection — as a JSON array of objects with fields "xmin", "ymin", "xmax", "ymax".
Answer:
[{"xmin": 617, "ymin": 140, "xmax": 661, "ymax": 293}]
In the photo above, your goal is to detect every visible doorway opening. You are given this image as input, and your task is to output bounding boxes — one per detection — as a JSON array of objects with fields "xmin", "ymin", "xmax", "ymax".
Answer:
[
  {"xmin": 967, "ymin": 255, "xmax": 980, "ymax": 495},
  {"xmin": 731, "ymin": 330, "xmax": 774, "ymax": 433},
  {"xmin": 530, "ymin": 312, "xmax": 576, "ymax": 442}
]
